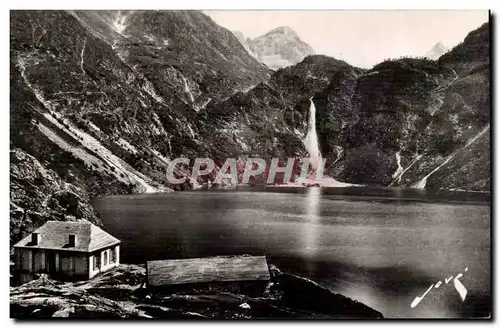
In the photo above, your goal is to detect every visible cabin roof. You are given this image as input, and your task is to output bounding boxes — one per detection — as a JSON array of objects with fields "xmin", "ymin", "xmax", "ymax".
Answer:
[
  {"xmin": 146, "ymin": 255, "xmax": 270, "ymax": 287},
  {"xmin": 13, "ymin": 220, "xmax": 120, "ymax": 253}
]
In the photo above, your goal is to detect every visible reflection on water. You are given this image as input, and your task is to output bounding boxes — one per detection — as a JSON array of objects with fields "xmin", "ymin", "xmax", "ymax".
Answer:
[
  {"xmin": 303, "ymin": 188, "xmax": 321, "ymax": 254},
  {"xmin": 93, "ymin": 188, "xmax": 490, "ymax": 318}
]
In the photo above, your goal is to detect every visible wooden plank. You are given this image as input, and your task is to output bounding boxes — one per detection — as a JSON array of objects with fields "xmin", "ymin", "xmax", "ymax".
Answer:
[{"xmin": 147, "ymin": 255, "xmax": 270, "ymax": 286}]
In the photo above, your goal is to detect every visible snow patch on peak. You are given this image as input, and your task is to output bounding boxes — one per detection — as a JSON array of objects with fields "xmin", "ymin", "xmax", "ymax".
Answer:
[
  {"xmin": 112, "ymin": 13, "xmax": 128, "ymax": 34},
  {"xmin": 260, "ymin": 55, "xmax": 294, "ymax": 70},
  {"xmin": 424, "ymin": 42, "xmax": 450, "ymax": 60}
]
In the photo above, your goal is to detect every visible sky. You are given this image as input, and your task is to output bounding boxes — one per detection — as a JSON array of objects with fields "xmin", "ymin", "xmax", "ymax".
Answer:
[{"xmin": 205, "ymin": 10, "xmax": 489, "ymax": 68}]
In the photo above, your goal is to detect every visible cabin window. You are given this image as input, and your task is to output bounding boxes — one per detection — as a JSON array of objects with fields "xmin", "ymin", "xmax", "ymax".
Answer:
[
  {"xmin": 103, "ymin": 251, "xmax": 108, "ymax": 266},
  {"xmin": 110, "ymin": 247, "xmax": 116, "ymax": 264},
  {"xmin": 93, "ymin": 254, "xmax": 101, "ymax": 271}
]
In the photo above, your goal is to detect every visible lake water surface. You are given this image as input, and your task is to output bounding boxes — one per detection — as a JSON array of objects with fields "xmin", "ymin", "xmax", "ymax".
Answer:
[{"xmin": 93, "ymin": 187, "xmax": 490, "ymax": 318}]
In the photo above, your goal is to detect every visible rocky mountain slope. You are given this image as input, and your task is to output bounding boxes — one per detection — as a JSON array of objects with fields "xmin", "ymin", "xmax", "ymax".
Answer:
[
  {"xmin": 10, "ymin": 10, "xmax": 270, "ymax": 244},
  {"xmin": 10, "ymin": 11, "xmax": 490, "ymax": 248},
  {"xmin": 234, "ymin": 27, "xmax": 315, "ymax": 70}
]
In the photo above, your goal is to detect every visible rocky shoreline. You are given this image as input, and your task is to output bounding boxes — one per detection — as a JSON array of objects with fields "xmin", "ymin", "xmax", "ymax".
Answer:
[{"xmin": 10, "ymin": 264, "xmax": 383, "ymax": 319}]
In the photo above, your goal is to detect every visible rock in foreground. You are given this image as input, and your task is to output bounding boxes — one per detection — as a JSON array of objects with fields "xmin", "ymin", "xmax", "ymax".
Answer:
[{"xmin": 10, "ymin": 264, "xmax": 383, "ymax": 319}]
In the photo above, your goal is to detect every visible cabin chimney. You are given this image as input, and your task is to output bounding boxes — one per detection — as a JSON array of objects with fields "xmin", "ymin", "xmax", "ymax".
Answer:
[
  {"xmin": 68, "ymin": 234, "xmax": 75, "ymax": 247},
  {"xmin": 31, "ymin": 233, "xmax": 39, "ymax": 246}
]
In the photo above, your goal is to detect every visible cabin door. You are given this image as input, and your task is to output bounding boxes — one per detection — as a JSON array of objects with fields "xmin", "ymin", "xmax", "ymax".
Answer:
[{"xmin": 46, "ymin": 251, "xmax": 57, "ymax": 273}]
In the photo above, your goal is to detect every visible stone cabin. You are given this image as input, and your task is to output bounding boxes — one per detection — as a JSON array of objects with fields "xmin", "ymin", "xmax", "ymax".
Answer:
[
  {"xmin": 146, "ymin": 255, "xmax": 270, "ymax": 296},
  {"xmin": 13, "ymin": 220, "xmax": 120, "ymax": 285}
]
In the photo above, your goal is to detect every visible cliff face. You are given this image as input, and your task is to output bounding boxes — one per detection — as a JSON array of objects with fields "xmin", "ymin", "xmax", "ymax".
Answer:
[
  {"xmin": 10, "ymin": 148, "xmax": 101, "ymax": 247},
  {"xmin": 10, "ymin": 11, "xmax": 490, "ymax": 246},
  {"xmin": 339, "ymin": 51, "xmax": 490, "ymax": 190}
]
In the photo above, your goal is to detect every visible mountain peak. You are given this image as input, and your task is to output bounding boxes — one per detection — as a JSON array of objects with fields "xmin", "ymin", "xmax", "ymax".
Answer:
[
  {"xmin": 264, "ymin": 26, "xmax": 298, "ymax": 37},
  {"xmin": 424, "ymin": 42, "xmax": 449, "ymax": 60},
  {"xmin": 243, "ymin": 26, "xmax": 314, "ymax": 70},
  {"xmin": 432, "ymin": 42, "xmax": 447, "ymax": 52}
]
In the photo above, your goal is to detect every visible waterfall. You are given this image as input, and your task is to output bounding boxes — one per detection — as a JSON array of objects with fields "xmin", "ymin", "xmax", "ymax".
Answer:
[
  {"xmin": 303, "ymin": 98, "xmax": 322, "ymax": 170},
  {"xmin": 391, "ymin": 152, "xmax": 404, "ymax": 179},
  {"xmin": 298, "ymin": 98, "xmax": 356, "ymax": 187}
]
